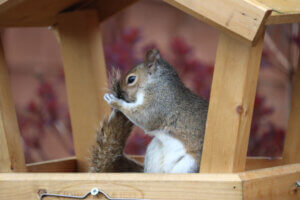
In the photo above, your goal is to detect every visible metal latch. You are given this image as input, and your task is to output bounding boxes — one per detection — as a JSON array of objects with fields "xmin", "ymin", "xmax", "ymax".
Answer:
[{"xmin": 40, "ymin": 187, "xmax": 149, "ymax": 200}]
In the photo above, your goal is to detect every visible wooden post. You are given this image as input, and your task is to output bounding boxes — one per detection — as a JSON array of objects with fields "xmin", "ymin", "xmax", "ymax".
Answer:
[
  {"xmin": 0, "ymin": 35, "xmax": 26, "ymax": 172},
  {"xmin": 200, "ymin": 32, "xmax": 264, "ymax": 173},
  {"xmin": 57, "ymin": 10, "xmax": 110, "ymax": 171},
  {"xmin": 282, "ymin": 58, "xmax": 300, "ymax": 164}
]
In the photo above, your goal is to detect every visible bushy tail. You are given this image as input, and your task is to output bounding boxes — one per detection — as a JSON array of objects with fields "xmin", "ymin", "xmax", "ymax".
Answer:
[
  {"xmin": 89, "ymin": 68, "xmax": 143, "ymax": 172},
  {"xmin": 89, "ymin": 110, "xmax": 144, "ymax": 172}
]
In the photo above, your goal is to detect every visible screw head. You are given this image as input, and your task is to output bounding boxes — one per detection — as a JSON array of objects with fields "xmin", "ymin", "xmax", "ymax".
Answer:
[{"xmin": 91, "ymin": 188, "xmax": 99, "ymax": 196}]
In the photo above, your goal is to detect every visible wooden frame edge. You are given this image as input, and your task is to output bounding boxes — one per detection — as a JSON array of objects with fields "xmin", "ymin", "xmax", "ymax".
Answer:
[
  {"xmin": 2, "ymin": 163, "xmax": 299, "ymax": 199},
  {"xmin": 0, "ymin": 173, "xmax": 242, "ymax": 200},
  {"xmin": 240, "ymin": 163, "xmax": 300, "ymax": 200},
  {"xmin": 26, "ymin": 156, "xmax": 77, "ymax": 172},
  {"xmin": 245, "ymin": 157, "xmax": 283, "ymax": 171}
]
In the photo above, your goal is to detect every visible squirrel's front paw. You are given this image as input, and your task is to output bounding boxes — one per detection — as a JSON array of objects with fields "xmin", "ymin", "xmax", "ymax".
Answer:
[{"xmin": 104, "ymin": 93, "xmax": 122, "ymax": 109}]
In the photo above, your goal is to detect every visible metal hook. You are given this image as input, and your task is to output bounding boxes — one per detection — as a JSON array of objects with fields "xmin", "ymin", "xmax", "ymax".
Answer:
[{"xmin": 40, "ymin": 187, "xmax": 149, "ymax": 200}]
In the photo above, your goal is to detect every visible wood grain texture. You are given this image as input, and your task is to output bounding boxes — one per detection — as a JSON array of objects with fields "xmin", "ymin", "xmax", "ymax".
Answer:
[
  {"xmin": 164, "ymin": 0, "xmax": 271, "ymax": 43},
  {"xmin": 240, "ymin": 163, "xmax": 300, "ymax": 200},
  {"xmin": 200, "ymin": 32, "xmax": 264, "ymax": 173},
  {"xmin": 26, "ymin": 157, "xmax": 77, "ymax": 172},
  {"xmin": 267, "ymin": 12, "xmax": 300, "ymax": 25},
  {"xmin": 1, "ymin": 0, "xmax": 299, "ymax": 27},
  {"xmin": 250, "ymin": 0, "xmax": 300, "ymax": 24},
  {"xmin": 0, "ymin": 173, "xmax": 242, "ymax": 200},
  {"xmin": 245, "ymin": 157, "xmax": 283, "ymax": 171},
  {"xmin": 0, "ymin": 0, "xmax": 83, "ymax": 27},
  {"xmin": 283, "ymin": 58, "xmax": 300, "ymax": 164},
  {"xmin": 57, "ymin": 10, "xmax": 110, "ymax": 172},
  {"xmin": 0, "ymin": 36, "xmax": 26, "ymax": 172},
  {"xmin": 0, "ymin": 0, "xmax": 138, "ymax": 27},
  {"xmin": 87, "ymin": 0, "xmax": 138, "ymax": 22}
]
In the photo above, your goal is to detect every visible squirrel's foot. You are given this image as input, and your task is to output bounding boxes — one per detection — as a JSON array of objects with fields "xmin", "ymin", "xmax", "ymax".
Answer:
[{"xmin": 104, "ymin": 93, "xmax": 123, "ymax": 109}]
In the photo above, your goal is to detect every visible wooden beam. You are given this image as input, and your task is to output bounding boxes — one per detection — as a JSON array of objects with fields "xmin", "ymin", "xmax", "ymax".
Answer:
[
  {"xmin": 0, "ymin": 35, "xmax": 26, "ymax": 172},
  {"xmin": 0, "ymin": 173, "xmax": 242, "ymax": 200},
  {"xmin": 164, "ymin": 0, "xmax": 271, "ymax": 43},
  {"xmin": 250, "ymin": 0, "xmax": 300, "ymax": 24},
  {"xmin": 240, "ymin": 163, "xmax": 300, "ymax": 200},
  {"xmin": 87, "ymin": 0, "xmax": 139, "ymax": 22},
  {"xmin": 283, "ymin": 58, "xmax": 300, "ymax": 164},
  {"xmin": 26, "ymin": 157, "xmax": 77, "ymax": 172},
  {"xmin": 267, "ymin": 13, "xmax": 300, "ymax": 25},
  {"xmin": 0, "ymin": 0, "xmax": 83, "ymax": 27},
  {"xmin": 0, "ymin": 0, "xmax": 138, "ymax": 27},
  {"xmin": 1, "ymin": 165, "xmax": 298, "ymax": 200},
  {"xmin": 57, "ymin": 10, "xmax": 110, "ymax": 172},
  {"xmin": 245, "ymin": 157, "xmax": 283, "ymax": 171},
  {"xmin": 200, "ymin": 32, "xmax": 265, "ymax": 173}
]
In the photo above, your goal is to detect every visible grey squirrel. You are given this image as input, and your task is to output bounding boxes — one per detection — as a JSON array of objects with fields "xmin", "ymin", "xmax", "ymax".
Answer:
[{"xmin": 90, "ymin": 49, "xmax": 208, "ymax": 173}]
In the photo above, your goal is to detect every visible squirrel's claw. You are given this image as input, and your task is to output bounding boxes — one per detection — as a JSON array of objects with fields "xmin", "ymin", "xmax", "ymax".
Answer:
[
  {"xmin": 104, "ymin": 93, "xmax": 121, "ymax": 109},
  {"xmin": 104, "ymin": 93, "xmax": 117, "ymax": 104}
]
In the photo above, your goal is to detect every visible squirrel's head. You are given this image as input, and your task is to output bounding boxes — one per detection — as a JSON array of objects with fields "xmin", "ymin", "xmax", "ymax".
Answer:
[
  {"xmin": 111, "ymin": 49, "xmax": 178, "ymax": 103},
  {"xmin": 117, "ymin": 49, "xmax": 165, "ymax": 102}
]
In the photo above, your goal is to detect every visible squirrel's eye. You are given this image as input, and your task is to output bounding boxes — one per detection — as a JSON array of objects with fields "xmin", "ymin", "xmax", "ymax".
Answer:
[{"xmin": 127, "ymin": 75, "xmax": 136, "ymax": 85}]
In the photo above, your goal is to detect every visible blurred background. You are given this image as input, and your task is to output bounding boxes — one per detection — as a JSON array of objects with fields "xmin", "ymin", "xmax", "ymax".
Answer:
[{"xmin": 1, "ymin": 0, "xmax": 299, "ymax": 163}]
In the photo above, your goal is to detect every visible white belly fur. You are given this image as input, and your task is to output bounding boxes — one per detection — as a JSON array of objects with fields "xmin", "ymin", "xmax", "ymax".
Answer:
[{"xmin": 144, "ymin": 133, "xmax": 197, "ymax": 173}]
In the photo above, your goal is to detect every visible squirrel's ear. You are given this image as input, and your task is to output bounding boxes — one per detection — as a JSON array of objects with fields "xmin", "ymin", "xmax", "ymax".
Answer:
[{"xmin": 145, "ymin": 49, "xmax": 161, "ymax": 68}]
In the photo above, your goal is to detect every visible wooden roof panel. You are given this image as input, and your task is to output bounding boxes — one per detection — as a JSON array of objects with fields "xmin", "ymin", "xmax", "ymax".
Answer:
[
  {"xmin": 0, "ymin": 0, "xmax": 138, "ymax": 27},
  {"xmin": 164, "ymin": 0, "xmax": 271, "ymax": 43},
  {"xmin": 0, "ymin": 0, "xmax": 298, "ymax": 39},
  {"xmin": 0, "ymin": 0, "xmax": 84, "ymax": 27}
]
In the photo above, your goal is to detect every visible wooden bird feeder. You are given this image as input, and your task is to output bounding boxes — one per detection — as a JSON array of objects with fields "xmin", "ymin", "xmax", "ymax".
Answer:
[{"xmin": 0, "ymin": 0, "xmax": 299, "ymax": 199}]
